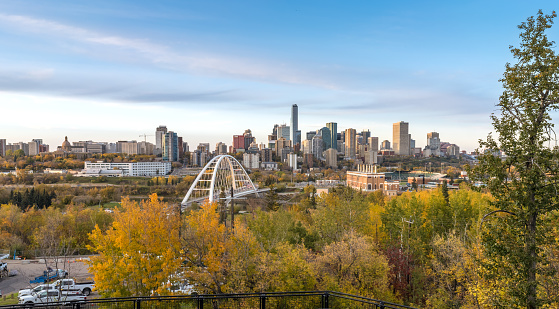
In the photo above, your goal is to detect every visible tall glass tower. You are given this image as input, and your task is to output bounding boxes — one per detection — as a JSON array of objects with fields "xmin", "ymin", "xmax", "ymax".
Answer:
[
  {"xmin": 326, "ymin": 122, "xmax": 337, "ymax": 150},
  {"xmin": 291, "ymin": 104, "xmax": 299, "ymax": 146}
]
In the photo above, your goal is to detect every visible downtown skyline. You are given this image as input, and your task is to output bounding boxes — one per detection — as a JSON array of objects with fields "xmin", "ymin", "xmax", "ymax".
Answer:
[{"xmin": 0, "ymin": 0, "xmax": 557, "ymax": 151}]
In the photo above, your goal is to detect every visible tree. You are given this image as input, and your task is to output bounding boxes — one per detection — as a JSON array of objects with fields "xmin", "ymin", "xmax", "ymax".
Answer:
[
  {"xmin": 469, "ymin": 10, "xmax": 559, "ymax": 308},
  {"xmin": 88, "ymin": 194, "xmax": 181, "ymax": 297}
]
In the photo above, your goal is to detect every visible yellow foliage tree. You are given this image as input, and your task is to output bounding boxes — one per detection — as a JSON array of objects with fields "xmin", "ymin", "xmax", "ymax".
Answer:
[
  {"xmin": 88, "ymin": 194, "xmax": 180, "ymax": 297},
  {"xmin": 181, "ymin": 201, "xmax": 261, "ymax": 294}
]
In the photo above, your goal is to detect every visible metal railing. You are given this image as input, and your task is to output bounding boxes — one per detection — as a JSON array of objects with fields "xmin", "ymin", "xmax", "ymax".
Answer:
[{"xmin": 1, "ymin": 291, "xmax": 417, "ymax": 309}]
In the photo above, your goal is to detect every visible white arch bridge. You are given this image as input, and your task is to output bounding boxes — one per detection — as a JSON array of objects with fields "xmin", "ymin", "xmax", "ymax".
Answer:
[{"xmin": 181, "ymin": 155, "xmax": 260, "ymax": 206}]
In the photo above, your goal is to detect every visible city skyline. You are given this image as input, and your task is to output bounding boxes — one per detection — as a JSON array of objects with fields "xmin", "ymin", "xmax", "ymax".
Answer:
[{"xmin": 0, "ymin": 1, "xmax": 556, "ymax": 151}]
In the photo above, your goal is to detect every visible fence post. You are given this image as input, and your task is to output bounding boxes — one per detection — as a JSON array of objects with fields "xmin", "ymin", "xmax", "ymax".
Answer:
[
  {"xmin": 260, "ymin": 294, "xmax": 266, "ymax": 309},
  {"xmin": 198, "ymin": 295, "xmax": 203, "ymax": 309},
  {"xmin": 135, "ymin": 299, "xmax": 141, "ymax": 309},
  {"xmin": 321, "ymin": 292, "xmax": 329, "ymax": 309},
  {"xmin": 379, "ymin": 301, "xmax": 384, "ymax": 309}
]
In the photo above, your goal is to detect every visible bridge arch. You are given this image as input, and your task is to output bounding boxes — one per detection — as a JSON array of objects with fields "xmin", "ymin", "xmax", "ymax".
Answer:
[{"xmin": 181, "ymin": 155, "xmax": 257, "ymax": 206}]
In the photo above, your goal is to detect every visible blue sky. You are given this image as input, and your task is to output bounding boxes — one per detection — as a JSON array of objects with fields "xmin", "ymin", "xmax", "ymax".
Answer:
[{"xmin": 0, "ymin": 1, "xmax": 556, "ymax": 152}]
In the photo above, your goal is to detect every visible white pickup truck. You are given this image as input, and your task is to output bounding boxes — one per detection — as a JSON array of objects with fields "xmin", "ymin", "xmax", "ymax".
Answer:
[
  {"xmin": 19, "ymin": 278, "xmax": 95, "ymax": 298},
  {"xmin": 54, "ymin": 278, "xmax": 95, "ymax": 296},
  {"xmin": 18, "ymin": 289, "xmax": 86, "ymax": 305}
]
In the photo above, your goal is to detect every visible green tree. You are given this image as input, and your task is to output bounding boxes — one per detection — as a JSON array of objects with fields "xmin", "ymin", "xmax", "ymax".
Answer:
[{"xmin": 469, "ymin": 10, "xmax": 559, "ymax": 308}]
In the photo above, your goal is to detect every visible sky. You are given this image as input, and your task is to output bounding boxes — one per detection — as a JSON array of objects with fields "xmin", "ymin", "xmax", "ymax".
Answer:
[{"xmin": 0, "ymin": 0, "xmax": 557, "ymax": 152}]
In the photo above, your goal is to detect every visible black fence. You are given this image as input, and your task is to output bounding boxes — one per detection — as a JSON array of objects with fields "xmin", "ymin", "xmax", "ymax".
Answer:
[{"xmin": 1, "ymin": 291, "xmax": 416, "ymax": 309}]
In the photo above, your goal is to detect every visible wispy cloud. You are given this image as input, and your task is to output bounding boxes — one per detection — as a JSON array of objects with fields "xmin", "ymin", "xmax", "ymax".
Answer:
[{"xmin": 0, "ymin": 13, "xmax": 341, "ymax": 89}]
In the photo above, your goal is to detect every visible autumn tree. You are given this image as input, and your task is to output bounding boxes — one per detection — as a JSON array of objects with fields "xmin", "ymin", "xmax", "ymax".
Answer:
[
  {"xmin": 88, "ymin": 194, "xmax": 181, "ymax": 297},
  {"xmin": 469, "ymin": 10, "xmax": 559, "ymax": 308},
  {"xmin": 180, "ymin": 201, "xmax": 261, "ymax": 294}
]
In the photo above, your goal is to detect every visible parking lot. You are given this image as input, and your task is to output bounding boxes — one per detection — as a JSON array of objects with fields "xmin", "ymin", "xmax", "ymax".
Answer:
[{"xmin": 0, "ymin": 258, "xmax": 92, "ymax": 296}]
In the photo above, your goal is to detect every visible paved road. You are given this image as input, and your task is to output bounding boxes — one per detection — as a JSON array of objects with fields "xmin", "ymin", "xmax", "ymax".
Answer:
[{"xmin": 0, "ymin": 258, "xmax": 92, "ymax": 296}]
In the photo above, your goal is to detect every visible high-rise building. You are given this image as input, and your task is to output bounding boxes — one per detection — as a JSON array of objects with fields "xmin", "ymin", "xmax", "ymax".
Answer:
[
  {"xmin": 261, "ymin": 148, "xmax": 273, "ymax": 162},
  {"xmin": 361, "ymin": 130, "xmax": 371, "ymax": 144},
  {"xmin": 244, "ymin": 129, "xmax": 255, "ymax": 149},
  {"xmin": 302, "ymin": 139, "xmax": 312, "ymax": 154},
  {"xmin": 277, "ymin": 124, "xmax": 290, "ymax": 140},
  {"xmin": 243, "ymin": 153, "xmax": 260, "ymax": 169},
  {"xmin": 138, "ymin": 141, "xmax": 154, "ymax": 155},
  {"xmin": 424, "ymin": 132, "xmax": 441, "ymax": 157},
  {"xmin": 291, "ymin": 104, "xmax": 299, "ymax": 145},
  {"xmin": 319, "ymin": 127, "xmax": 331, "ymax": 150},
  {"xmin": 216, "ymin": 142, "xmax": 228, "ymax": 155},
  {"xmin": 311, "ymin": 135, "xmax": 324, "ymax": 159},
  {"xmin": 326, "ymin": 122, "xmax": 337, "ymax": 150},
  {"xmin": 155, "ymin": 125, "xmax": 167, "ymax": 156},
  {"xmin": 117, "ymin": 141, "xmax": 139, "ymax": 155},
  {"xmin": 178, "ymin": 137, "xmax": 184, "ymax": 158},
  {"xmin": 393, "ymin": 121, "xmax": 410, "ymax": 156},
  {"xmin": 0, "ymin": 139, "xmax": 5, "ymax": 156},
  {"xmin": 381, "ymin": 140, "xmax": 391, "ymax": 150},
  {"xmin": 163, "ymin": 131, "xmax": 179, "ymax": 161},
  {"xmin": 368, "ymin": 137, "xmax": 379, "ymax": 152},
  {"xmin": 233, "ymin": 135, "xmax": 245, "ymax": 151},
  {"xmin": 344, "ymin": 128, "xmax": 357, "ymax": 159},
  {"xmin": 324, "ymin": 148, "xmax": 338, "ymax": 168},
  {"xmin": 288, "ymin": 153, "xmax": 298, "ymax": 170}
]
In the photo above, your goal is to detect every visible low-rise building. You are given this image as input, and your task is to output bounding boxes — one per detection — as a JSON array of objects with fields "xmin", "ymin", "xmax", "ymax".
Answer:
[{"xmin": 83, "ymin": 161, "xmax": 171, "ymax": 177}]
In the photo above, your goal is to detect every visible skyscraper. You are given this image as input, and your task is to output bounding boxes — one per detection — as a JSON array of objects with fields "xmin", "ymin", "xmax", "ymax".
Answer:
[
  {"xmin": 155, "ymin": 125, "xmax": 167, "ymax": 156},
  {"xmin": 319, "ymin": 127, "xmax": 331, "ymax": 150},
  {"xmin": 393, "ymin": 121, "xmax": 410, "ymax": 156},
  {"xmin": 326, "ymin": 122, "xmax": 337, "ymax": 150},
  {"xmin": 345, "ymin": 128, "xmax": 357, "ymax": 159},
  {"xmin": 291, "ymin": 104, "xmax": 299, "ymax": 145},
  {"xmin": 163, "ymin": 131, "xmax": 179, "ymax": 161},
  {"xmin": 368, "ymin": 137, "xmax": 379, "ymax": 152}
]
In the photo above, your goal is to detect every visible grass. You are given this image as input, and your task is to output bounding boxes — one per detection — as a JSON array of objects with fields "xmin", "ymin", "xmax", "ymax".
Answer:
[{"xmin": 0, "ymin": 292, "xmax": 18, "ymax": 305}]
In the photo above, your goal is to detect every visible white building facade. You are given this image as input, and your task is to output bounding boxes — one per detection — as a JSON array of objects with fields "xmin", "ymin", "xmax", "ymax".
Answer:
[{"xmin": 84, "ymin": 161, "xmax": 172, "ymax": 176}]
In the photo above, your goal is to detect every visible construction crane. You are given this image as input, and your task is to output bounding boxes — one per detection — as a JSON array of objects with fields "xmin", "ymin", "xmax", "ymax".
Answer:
[{"xmin": 139, "ymin": 134, "xmax": 154, "ymax": 143}]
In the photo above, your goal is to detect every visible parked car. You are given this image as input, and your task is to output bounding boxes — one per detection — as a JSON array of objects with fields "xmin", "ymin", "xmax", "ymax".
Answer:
[{"xmin": 18, "ymin": 289, "xmax": 86, "ymax": 305}]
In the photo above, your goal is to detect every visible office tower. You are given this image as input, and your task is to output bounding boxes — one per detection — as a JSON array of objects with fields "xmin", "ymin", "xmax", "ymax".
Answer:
[
  {"xmin": 182, "ymin": 142, "xmax": 189, "ymax": 153},
  {"xmin": 279, "ymin": 124, "xmax": 290, "ymax": 140},
  {"xmin": 0, "ymin": 139, "xmax": 5, "ymax": 156},
  {"xmin": 163, "ymin": 131, "xmax": 179, "ymax": 161},
  {"xmin": 244, "ymin": 129, "xmax": 255, "ymax": 150},
  {"xmin": 344, "ymin": 128, "xmax": 357, "ymax": 159},
  {"xmin": 306, "ymin": 131, "xmax": 316, "ymax": 141},
  {"xmin": 361, "ymin": 130, "xmax": 371, "ymax": 144},
  {"xmin": 393, "ymin": 121, "xmax": 410, "ymax": 156},
  {"xmin": 155, "ymin": 125, "xmax": 167, "ymax": 156},
  {"xmin": 368, "ymin": 137, "xmax": 379, "ymax": 152},
  {"xmin": 326, "ymin": 122, "xmax": 337, "ymax": 150},
  {"xmin": 319, "ymin": 127, "xmax": 331, "ymax": 150},
  {"xmin": 381, "ymin": 140, "xmax": 391, "ymax": 150},
  {"xmin": 291, "ymin": 104, "xmax": 299, "ymax": 145},
  {"xmin": 424, "ymin": 132, "xmax": 441, "ymax": 157},
  {"xmin": 216, "ymin": 142, "xmax": 227, "ymax": 155}
]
